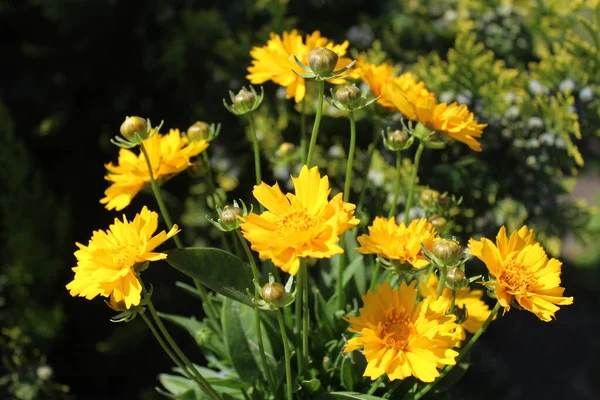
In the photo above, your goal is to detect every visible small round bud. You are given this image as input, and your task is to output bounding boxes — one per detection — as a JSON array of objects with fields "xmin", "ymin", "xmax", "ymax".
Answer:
[
  {"xmin": 194, "ymin": 327, "xmax": 213, "ymax": 345},
  {"xmin": 336, "ymin": 84, "xmax": 362, "ymax": 109},
  {"xmin": 233, "ymin": 88, "xmax": 257, "ymax": 109},
  {"xmin": 220, "ymin": 205, "xmax": 242, "ymax": 229},
  {"xmin": 187, "ymin": 121, "xmax": 210, "ymax": 141},
  {"xmin": 429, "ymin": 215, "xmax": 448, "ymax": 231},
  {"xmin": 438, "ymin": 193, "xmax": 451, "ymax": 208},
  {"xmin": 446, "ymin": 267, "xmax": 466, "ymax": 284},
  {"xmin": 386, "ymin": 129, "xmax": 410, "ymax": 151},
  {"xmin": 277, "ymin": 142, "xmax": 295, "ymax": 157},
  {"xmin": 120, "ymin": 116, "xmax": 148, "ymax": 140},
  {"xmin": 261, "ymin": 282, "xmax": 285, "ymax": 304},
  {"xmin": 307, "ymin": 47, "xmax": 339, "ymax": 77},
  {"xmin": 420, "ymin": 189, "xmax": 440, "ymax": 204},
  {"xmin": 432, "ymin": 238, "xmax": 461, "ymax": 264}
]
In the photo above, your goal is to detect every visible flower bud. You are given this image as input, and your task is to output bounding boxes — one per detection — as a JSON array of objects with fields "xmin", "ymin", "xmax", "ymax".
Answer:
[
  {"xmin": 187, "ymin": 121, "xmax": 210, "ymax": 142},
  {"xmin": 386, "ymin": 129, "xmax": 410, "ymax": 151},
  {"xmin": 446, "ymin": 267, "xmax": 466, "ymax": 284},
  {"xmin": 335, "ymin": 84, "xmax": 362, "ymax": 109},
  {"xmin": 194, "ymin": 327, "xmax": 213, "ymax": 345},
  {"xmin": 261, "ymin": 282, "xmax": 286, "ymax": 304},
  {"xmin": 420, "ymin": 189, "xmax": 440, "ymax": 204},
  {"xmin": 452, "ymin": 305, "xmax": 469, "ymax": 324},
  {"xmin": 429, "ymin": 215, "xmax": 448, "ymax": 231},
  {"xmin": 276, "ymin": 142, "xmax": 295, "ymax": 157},
  {"xmin": 413, "ymin": 122, "xmax": 431, "ymax": 141},
  {"xmin": 120, "ymin": 116, "xmax": 148, "ymax": 140},
  {"xmin": 432, "ymin": 238, "xmax": 461, "ymax": 264},
  {"xmin": 233, "ymin": 88, "xmax": 257, "ymax": 109},
  {"xmin": 307, "ymin": 47, "xmax": 339, "ymax": 77},
  {"xmin": 438, "ymin": 193, "xmax": 451, "ymax": 208},
  {"xmin": 220, "ymin": 205, "xmax": 242, "ymax": 229}
]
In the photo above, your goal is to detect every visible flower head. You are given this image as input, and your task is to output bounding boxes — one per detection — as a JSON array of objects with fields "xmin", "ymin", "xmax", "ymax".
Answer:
[
  {"xmin": 247, "ymin": 30, "xmax": 352, "ymax": 103},
  {"xmin": 356, "ymin": 217, "xmax": 436, "ymax": 270},
  {"xmin": 101, "ymin": 129, "xmax": 209, "ymax": 211},
  {"xmin": 383, "ymin": 77, "xmax": 487, "ymax": 151},
  {"xmin": 240, "ymin": 165, "xmax": 359, "ymax": 275},
  {"xmin": 343, "ymin": 281, "xmax": 459, "ymax": 382},
  {"xmin": 354, "ymin": 58, "xmax": 397, "ymax": 109},
  {"xmin": 468, "ymin": 226, "xmax": 573, "ymax": 321},
  {"xmin": 66, "ymin": 207, "xmax": 179, "ymax": 308}
]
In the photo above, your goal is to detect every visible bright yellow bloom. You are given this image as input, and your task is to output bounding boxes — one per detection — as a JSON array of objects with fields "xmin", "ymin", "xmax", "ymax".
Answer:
[
  {"xmin": 240, "ymin": 165, "xmax": 359, "ymax": 275},
  {"xmin": 383, "ymin": 78, "xmax": 487, "ymax": 151},
  {"xmin": 66, "ymin": 206, "xmax": 179, "ymax": 308},
  {"xmin": 344, "ymin": 281, "xmax": 459, "ymax": 382},
  {"xmin": 246, "ymin": 30, "xmax": 353, "ymax": 103},
  {"xmin": 468, "ymin": 226, "xmax": 573, "ymax": 322},
  {"xmin": 356, "ymin": 217, "xmax": 436, "ymax": 270},
  {"xmin": 101, "ymin": 129, "xmax": 209, "ymax": 211},
  {"xmin": 354, "ymin": 58, "xmax": 397, "ymax": 109},
  {"xmin": 419, "ymin": 273, "xmax": 492, "ymax": 336}
]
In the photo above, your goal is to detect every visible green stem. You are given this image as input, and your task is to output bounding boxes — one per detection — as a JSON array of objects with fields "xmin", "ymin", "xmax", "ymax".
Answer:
[
  {"xmin": 343, "ymin": 111, "xmax": 356, "ymax": 203},
  {"xmin": 367, "ymin": 376, "xmax": 384, "ymax": 395},
  {"xmin": 388, "ymin": 151, "xmax": 403, "ymax": 218},
  {"xmin": 301, "ymin": 260, "xmax": 310, "ymax": 376},
  {"xmin": 437, "ymin": 267, "xmax": 447, "ymax": 300},
  {"xmin": 300, "ymin": 97, "xmax": 308, "ymax": 163},
  {"xmin": 194, "ymin": 282, "xmax": 221, "ymax": 334},
  {"xmin": 295, "ymin": 264, "xmax": 304, "ymax": 372},
  {"xmin": 276, "ymin": 310, "xmax": 293, "ymax": 400},
  {"xmin": 357, "ymin": 119, "xmax": 382, "ymax": 213},
  {"xmin": 140, "ymin": 312, "xmax": 186, "ymax": 374},
  {"xmin": 140, "ymin": 280, "xmax": 221, "ymax": 400},
  {"xmin": 448, "ymin": 289, "xmax": 457, "ymax": 314},
  {"xmin": 140, "ymin": 142, "xmax": 183, "ymax": 249},
  {"xmin": 247, "ymin": 113, "xmax": 262, "ymax": 186},
  {"xmin": 202, "ymin": 151, "xmax": 222, "ymax": 207},
  {"xmin": 235, "ymin": 230, "xmax": 273, "ymax": 390},
  {"xmin": 403, "ymin": 142, "xmax": 425, "ymax": 225},
  {"xmin": 369, "ymin": 259, "xmax": 381, "ymax": 292},
  {"xmin": 414, "ymin": 302, "xmax": 502, "ymax": 400},
  {"xmin": 305, "ymin": 80, "xmax": 325, "ymax": 167}
]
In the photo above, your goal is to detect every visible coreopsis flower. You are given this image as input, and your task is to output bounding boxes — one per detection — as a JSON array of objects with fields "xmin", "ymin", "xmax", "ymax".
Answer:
[
  {"xmin": 383, "ymin": 77, "xmax": 487, "ymax": 151},
  {"xmin": 468, "ymin": 226, "xmax": 573, "ymax": 321},
  {"xmin": 354, "ymin": 58, "xmax": 397, "ymax": 109},
  {"xmin": 356, "ymin": 217, "xmax": 436, "ymax": 270},
  {"xmin": 419, "ymin": 274, "xmax": 492, "ymax": 336},
  {"xmin": 246, "ymin": 30, "xmax": 353, "ymax": 103},
  {"xmin": 240, "ymin": 165, "xmax": 359, "ymax": 275},
  {"xmin": 66, "ymin": 207, "xmax": 179, "ymax": 308},
  {"xmin": 343, "ymin": 281, "xmax": 459, "ymax": 382},
  {"xmin": 101, "ymin": 129, "xmax": 209, "ymax": 211}
]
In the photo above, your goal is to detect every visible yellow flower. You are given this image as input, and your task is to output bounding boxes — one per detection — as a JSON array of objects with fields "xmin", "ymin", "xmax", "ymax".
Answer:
[
  {"xmin": 246, "ymin": 30, "xmax": 353, "ymax": 103},
  {"xmin": 240, "ymin": 165, "xmax": 359, "ymax": 275},
  {"xmin": 343, "ymin": 281, "xmax": 459, "ymax": 383},
  {"xmin": 383, "ymin": 77, "xmax": 487, "ymax": 151},
  {"xmin": 468, "ymin": 226, "xmax": 573, "ymax": 322},
  {"xmin": 419, "ymin": 273, "xmax": 492, "ymax": 336},
  {"xmin": 66, "ymin": 206, "xmax": 179, "ymax": 308},
  {"xmin": 101, "ymin": 129, "xmax": 209, "ymax": 211},
  {"xmin": 356, "ymin": 217, "xmax": 436, "ymax": 270},
  {"xmin": 354, "ymin": 58, "xmax": 397, "ymax": 109}
]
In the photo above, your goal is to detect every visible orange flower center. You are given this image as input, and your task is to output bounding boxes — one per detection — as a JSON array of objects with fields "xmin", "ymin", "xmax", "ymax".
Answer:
[
  {"xmin": 498, "ymin": 260, "xmax": 537, "ymax": 292},
  {"xmin": 382, "ymin": 315, "xmax": 412, "ymax": 350},
  {"xmin": 278, "ymin": 210, "xmax": 316, "ymax": 233}
]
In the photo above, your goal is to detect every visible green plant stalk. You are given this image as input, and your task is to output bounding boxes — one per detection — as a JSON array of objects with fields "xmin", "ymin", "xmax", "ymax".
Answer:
[
  {"xmin": 388, "ymin": 151, "xmax": 403, "ymax": 218},
  {"xmin": 437, "ymin": 267, "xmax": 447, "ymax": 300},
  {"xmin": 235, "ymin": 230, "xmax": 274, "ymax": 391},
  {"xmin": 140, "ymin": 281, "xmax": 221, "ymax": 400},
  {"xmin": 403, "ymin": 142, "xmax": 425, "ymax": 224},
  {"xmin": 295, "ymin": 263, "xmax": 304, "ymax": 372},
  {"xmin": 300, "ymin": 97, "xmax": 308, "ymax": 162},
  {"xmin": 277, "ymin": 309, "xmax": 293, "ymax": 400},
  {"xmin": 414, "ymin": 302, "xmax": 502, "ymax": 400},
  {"xmin": 305, "ymin": 80, "xmax": 325, "ymax": 167},
  {"xmin": 369, "ymin": 259, "xmax": 381, "ymax": 292},
  {"xmin": 357, "ymin": 119, "xmax": 383, "ymax": 213},
  {"xmin": 301, "ymin": 261, "xmax": 310, "ymax": 376},
  {"xmin": 448, "ymin": 289, "xmax": 457, "ymax": 314},
  {"xmin": 343, "ymin": 111, "xmax": 356, "ymax": 203},
  {"xmin": 247, "ymin": 113, "xmax": 262, "ymax": 186}
]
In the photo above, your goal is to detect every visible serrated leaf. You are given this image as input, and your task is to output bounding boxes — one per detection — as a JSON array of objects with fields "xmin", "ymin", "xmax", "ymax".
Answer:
[{"xmin": 166, "ymin": 248, "xmax": 253, "ymax": 306}]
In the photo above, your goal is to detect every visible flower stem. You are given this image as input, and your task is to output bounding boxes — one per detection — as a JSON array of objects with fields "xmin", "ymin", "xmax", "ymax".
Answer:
[
  {"xmin": 448, "ymin": 289, "xmax": 457, "ymax": 314},
  {"xmin": 403, "ymin": 142, "xmax": 425, "ymax": 224},
  {"xmin": 300, "ymin": 97, "xmax": 308, "ymax": 162},
  {"xmin": 301, "ymin": 260, "xmax": 310, "ymax": 376},
  {"xmin": 276, "ymin": 309, "xmax": 293, "ymax": 400},
  {"xmin": 139, "ymin": 141, "xmax": 183, "ymax": 249},
  {"xmin": 140, "ymin": 280, "xmax": 221, "ymax": 400},
  {"xmin": 305, "ymin": 80, "xmax": 325, "ymax": 167},
  {"xmin": 388, "ymin": 151, "xmax": 403, "ymax": 218},
  {"xmin": 343, "ymin": 111, "xmax": 356, "ymax": 203},
  {"xmin": 437, "ymin": 267, "xmax": 447, "ymax": 300},
  {"xmin": 357, "ymin": 119, "xmax": 383, "ymax": 213},
  {"xmin": 414, "ymin": 301, "xmax": 502, "ymax": 400},
  {"xmin": 235, "ymin": 230, "xmax": 274, "ymax": 390},
  {"xmin": 295, "ymin": 263, "xmax": 304, "ymax": 372},
  {"xmin": 369, "ymin": 259, "xmax": 381, "ymax": 292},
  {"xmin": 247, "ymin": 113, "xmax": 262, "ymax": 186}
]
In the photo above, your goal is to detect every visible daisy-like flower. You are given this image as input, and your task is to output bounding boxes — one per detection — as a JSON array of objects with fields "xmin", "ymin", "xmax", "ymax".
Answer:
[
  {"xmin": 419, "ymin": 273, "xmax": 492, "ymax": 337},
  {"xmin": 343, "ymin": 281, "xmax": 459, "ymax": 382},
  {"xmin": 101, "ymin": 129, "xmax": 209, "ymax": 211},
  {"xmin": 354, "ymin": 58, "xmax": 397, "ymax": 109},
  {"xmin": 66, "ymin": 206, "xmax": 179, "ymax": 308},
  {"xmin": 240, "ymin": 165, "xmax": 359, "ymax": 275},
  {"xmin": 356, "ymin": 217, "xmax": 436, "ymax": 270},
  {"xmin": 246, "ymin": 30, "xmax": 353, "ymax": 103},
  {"xmin": 468, "ymin": 226, "xmax": 573, "ymax": 322},
  {"xmin": 383, "ymin": 77, "xmax": 487, "ymax": 151}
]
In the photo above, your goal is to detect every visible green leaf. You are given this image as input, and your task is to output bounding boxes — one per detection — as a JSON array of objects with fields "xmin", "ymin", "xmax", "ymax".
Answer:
[
  {"xmin": 166, "ymin": 247, "xmax": 253, "ymax": 306},
  {"xmin": 158, "ymin": 374, "xmax": 201, "ymax": 400},
  {"xmin": 301, "ymin": 378, "xmax": 322, "ymax": 393},
  {"xmin": 340, "ymin": 358, "xmax": 355, "ymax": 391},
  {"xmin": 330, "ymin": 392, "xmax": 386, "ymax": 399},
  {"xmin": 158, "ymin": 312, "xmax": 225, "ymax": 357},
  {"xmin": 342, "ymin": 254, "xmax": 366, "ymax": 295},
  {"xmin": 221, "ymin": 297, "xmax": 261, "ymax": 383},
  {"xmin": 314, "ymin": 289, "xmax": 335, "ymax": 337}
]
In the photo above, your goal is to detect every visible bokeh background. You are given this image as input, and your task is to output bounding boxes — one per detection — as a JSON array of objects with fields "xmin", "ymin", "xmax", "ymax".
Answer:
[{"xmin": 1, "ymin": 0, "xmax": 599, "ymax": 399}]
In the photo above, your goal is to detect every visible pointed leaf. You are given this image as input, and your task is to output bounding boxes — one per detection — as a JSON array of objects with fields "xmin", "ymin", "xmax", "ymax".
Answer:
[{"xmin": 158, "ymin": 312, "xmax": 225, "ymax": 357}]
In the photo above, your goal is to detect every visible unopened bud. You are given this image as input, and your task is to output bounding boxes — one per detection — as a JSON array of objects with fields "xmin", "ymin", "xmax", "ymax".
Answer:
[
  {"xmin": 261, "ymin": 282, "xmax": 285, "ymax": 304},
  {"xmin": 438, "ymin": 193, "xmax": 451, "ymax": 208},
  {"xmin": 120, "ymin": 116, "xmax": 148, "ymax": 140},
  {"xmin": 386, "ymin": 129, "xmax": 410, "ymax": 151},
  {"xmin": 277, "ymin": 142, "xmax": 295, "ymax": 157},
  {"xmin": 233, "ymin": 88, "xmax": 257, "ymax": 109},
  {"xmin": 187, "ymin": 121, "xmax": 210, "ymax": 141},
  {"xmin": 432, "ymin": 238, "xmax": 461, "ymax": 264},
  {"xmin": 429, "ymin": 215, "xmax": 448, "ymax": 231},
  {"xmin": 420, "ymin": 189, "xmax": 440, "ymax": 204},
  {"xmin": 220, "ymin": 205, "xmax": 242, "ymax": 229},
  {"xmin": 446, "ymin": 267, "xmax": 466, "ymax": 284},
  {"xmin": 307, "ymin": 47, "xmax": 339, "ymax": 77},
  {"xmin": 336, "ymin": 84, "xmax": 362, "ymax": 109}
]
